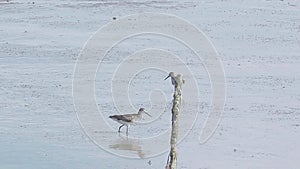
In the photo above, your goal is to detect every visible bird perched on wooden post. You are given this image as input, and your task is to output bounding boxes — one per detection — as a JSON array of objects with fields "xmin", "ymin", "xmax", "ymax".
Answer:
[{"xmin": 164, "ymin": 71, "xmax": 184, "ymax": 169}]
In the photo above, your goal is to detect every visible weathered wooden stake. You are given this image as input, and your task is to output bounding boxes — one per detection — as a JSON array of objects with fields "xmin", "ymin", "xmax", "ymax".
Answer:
[{"xmin": 165, "ymin": 72, "xmax": 184, "ymax": 169}]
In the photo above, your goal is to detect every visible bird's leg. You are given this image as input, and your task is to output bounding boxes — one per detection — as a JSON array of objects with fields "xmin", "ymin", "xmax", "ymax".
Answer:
[
  {"xmin": 118, "ymin": 124, "xmax": 125, "ymax": 132},
  {"xmin": 126, "ymin": 125, "xmax": 129, "ymax": 135}
]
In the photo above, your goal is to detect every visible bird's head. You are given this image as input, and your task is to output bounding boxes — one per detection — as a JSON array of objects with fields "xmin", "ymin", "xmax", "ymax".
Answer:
[
  {"xmin": 138, "ymin": 108, "xmax": 151, "ymax": 117},
  {"xmin": 164, "ymin": 72, "xmax": 175, "ymax": 80}
]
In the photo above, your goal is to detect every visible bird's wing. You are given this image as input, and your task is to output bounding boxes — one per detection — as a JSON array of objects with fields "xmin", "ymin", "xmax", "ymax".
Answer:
[
  {"xmin": 109, "ymin": 115, "xmax": 132, "ymax": 122},
  {"xmin": 171, "ymin": 78, "xmax": 175, "ymax": 85},
  {"xmin": 122, "ymin": 114, "xmax": 136, "ymax": 121}
]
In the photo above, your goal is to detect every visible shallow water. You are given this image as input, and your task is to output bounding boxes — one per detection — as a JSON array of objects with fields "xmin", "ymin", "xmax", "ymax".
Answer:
[{"xmin": 1, "ymin": 0, "xmax": 300, "ymax": 168}]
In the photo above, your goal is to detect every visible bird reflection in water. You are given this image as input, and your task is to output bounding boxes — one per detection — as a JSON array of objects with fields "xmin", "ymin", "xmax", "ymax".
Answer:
[{"xmin": 109, "ymin": 134, "xmax": 146, "ymax": 158}]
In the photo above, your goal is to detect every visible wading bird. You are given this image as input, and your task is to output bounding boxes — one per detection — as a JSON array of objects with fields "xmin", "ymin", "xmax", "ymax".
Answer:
[{"xmin": 109, "ymin": 108, "xmax": 151, "ymax": 134}]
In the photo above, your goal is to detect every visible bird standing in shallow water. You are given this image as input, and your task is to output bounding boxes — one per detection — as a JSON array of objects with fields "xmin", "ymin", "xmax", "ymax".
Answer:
[{"xmin": 109, "ymin": 108, "xmax": 151, "ymax": 134}]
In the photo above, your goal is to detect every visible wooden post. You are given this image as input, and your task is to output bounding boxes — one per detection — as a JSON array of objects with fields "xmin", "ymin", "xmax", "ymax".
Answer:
[{"xmin": 165, "ymin": 73, "xmax": 184, "ymax": 169}]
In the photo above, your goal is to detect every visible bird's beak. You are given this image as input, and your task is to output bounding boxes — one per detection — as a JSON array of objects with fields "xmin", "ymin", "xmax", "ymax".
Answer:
[
  {"xmin": 144, "ymin": 111, "xmax": 152, "ymax": 117},
  {"xmin": 164, "ymin": 75, "xmax": 170, "ymax": 80}
]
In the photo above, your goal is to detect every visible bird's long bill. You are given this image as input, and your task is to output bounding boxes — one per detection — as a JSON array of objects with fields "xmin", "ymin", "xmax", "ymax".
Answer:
[
  {"xmin": 164, "ymin": 75, "xmax": 170, "ymax": 80},
  {"xmin": 144, "ymin": 111, "xmax": 152, "ymax": 117}
]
